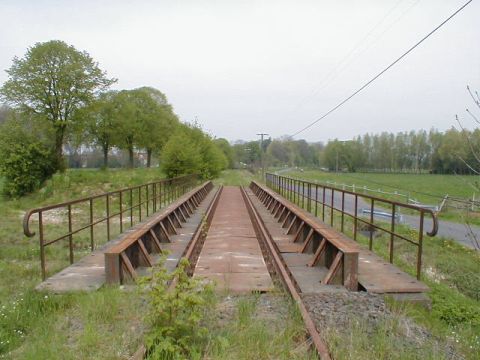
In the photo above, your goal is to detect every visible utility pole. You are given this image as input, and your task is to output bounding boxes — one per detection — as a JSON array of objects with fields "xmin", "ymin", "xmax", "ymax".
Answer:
[{"xmin": 257, "ymin": 133, "xmax": 269, "ymax": 180}]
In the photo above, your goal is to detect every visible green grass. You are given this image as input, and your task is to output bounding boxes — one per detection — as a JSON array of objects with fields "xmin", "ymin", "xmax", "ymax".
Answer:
[
  {"xmin": 285, "ymin": 169, "xmax": 480, "ymax": 225},
  {"xmin": 0, "ymin": 168, "xmax": 286, "ymax": 359},
  {"xmin": 204, "ymin": 293, "xmax": 316, "ymax": 360},
  {"xmin": 2, "ymin": 287, "xmax": 143, "ymax": 359},
  {"xmin": 0, "ymin": 168, "xmax": 172, "ymax": 358},
  {"xmin": 213, "ymin": 169, "xmax": 260, "ymax": 187},
  {"xmin": 270, "ymin": 176, "xmax": 480, "ymax": 359},
  {"xmin": 325, "ymin": 306, "xmax": 452, "ymax": 360}
]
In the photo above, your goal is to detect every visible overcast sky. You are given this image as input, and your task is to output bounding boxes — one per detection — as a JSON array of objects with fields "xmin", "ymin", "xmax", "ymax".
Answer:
[{"xmin": 0, "ymin": 0, "xmax": 479, "ymax": 143}]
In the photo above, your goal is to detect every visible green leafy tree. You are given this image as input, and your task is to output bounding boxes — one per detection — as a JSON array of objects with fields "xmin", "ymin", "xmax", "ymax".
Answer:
[
  {"xmin": 136, "ymin": 87, "xmax": 179, "ymax": 167},
  {"xmin": 213, "ymin": 138, "xmax": 234, "ymax": 168},
  {"xmin": 0, "ymin": 40, "xmax": 116, "ymax": 169},
  {"xmin": 161, "ymin": 128, "xmax": 201, "ymax": 177},
  {"xmin": 0, "ymin": 115, "xmax": 56, "ymax": 197},
  {"xmin": 78, "ymin": 91, "xmax": 119, "ymax": 168},
  {"xmin": 162, "ymin": 124, "xmax": 227, "ymax": 179}
]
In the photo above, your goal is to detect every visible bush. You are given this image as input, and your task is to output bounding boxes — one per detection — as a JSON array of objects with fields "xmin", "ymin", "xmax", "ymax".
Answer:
[
  {"xmin": 430, "ymin": 285, "xmax": 480, "ymax": 327},
  {"xmin": 138, "ymin": 256, "xmax": 215, "ymax": 359},
  {"xmin": 161, "ymin": 124, "xmax": 227, "ymax": 179},
  {"xmin": 0, "ymin": 119, "xmax": 56, "ymax": 197}
]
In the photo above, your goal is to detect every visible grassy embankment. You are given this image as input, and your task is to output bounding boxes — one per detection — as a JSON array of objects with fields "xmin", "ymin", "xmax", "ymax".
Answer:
[
  {"xmin": 281, "ymin": 169, "xmax": 480, "ymax": 358},
  {"xmin": 0, "ymin": 168, "xmax": 171, "ymax": 358},
  {"xmin": 286, "ymin": 169, "xmax": 480, "ymax": 225}
]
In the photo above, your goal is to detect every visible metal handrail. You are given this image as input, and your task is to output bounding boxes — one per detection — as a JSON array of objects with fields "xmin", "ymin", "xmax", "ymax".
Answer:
[
  {"xmin": 266, "ymin": 173, "xmax": 439, "ymax": 279},
  {"xmin": 23, "ymin": 174, "xmax": 198, "ymax": 280}
]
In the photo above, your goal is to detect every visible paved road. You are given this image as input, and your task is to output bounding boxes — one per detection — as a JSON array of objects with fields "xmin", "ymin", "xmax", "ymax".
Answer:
[{"xmin": 282, "ymin": 182, "xmax": 478, "ymax": 250}]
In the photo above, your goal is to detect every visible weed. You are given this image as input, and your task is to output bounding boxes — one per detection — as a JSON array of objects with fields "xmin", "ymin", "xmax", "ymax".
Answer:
[{"xmin": 138, "ymin": 256, "xmax": 215, "ymax": 360}]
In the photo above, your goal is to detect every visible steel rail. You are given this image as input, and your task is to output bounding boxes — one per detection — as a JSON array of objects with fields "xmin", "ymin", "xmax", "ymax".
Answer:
[{"xmin": 241, "ymin": 186, "xmax": 331, "ymax": 359}]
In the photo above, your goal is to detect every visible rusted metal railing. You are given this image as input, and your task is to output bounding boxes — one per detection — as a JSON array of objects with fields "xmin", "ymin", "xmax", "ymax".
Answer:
[
  {"xmin": 23, "ymin": 174, "xmax": 198, "ymax": 280},
  {"xmin": 266, "ymin": 173, "xmax": 438, "ymax": 279}
]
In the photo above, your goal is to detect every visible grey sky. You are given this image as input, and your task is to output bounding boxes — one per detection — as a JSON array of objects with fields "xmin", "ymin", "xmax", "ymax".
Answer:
[{"xmin": 0, "ymin": 0, "xmax": 479, "ymax": 143}]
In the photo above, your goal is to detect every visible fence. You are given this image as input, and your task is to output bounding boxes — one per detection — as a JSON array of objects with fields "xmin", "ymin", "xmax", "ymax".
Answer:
[
  {"xmin": 266, "ymin": 173, "xmax": 439, "ymax": 279},
  {"xmin": 23, "ymin": 174, "xmax": 199, "ymax": 280},
  {"xmin": 321, "ymin": 180, "xmax": 479, "ymax": 213}
]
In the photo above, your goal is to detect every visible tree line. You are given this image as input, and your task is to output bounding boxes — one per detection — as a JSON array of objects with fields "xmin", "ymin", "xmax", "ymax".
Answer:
[
  {"xmin": 231, "ymin": 128, "xmax": 479, "ymax": 175},
  {"xmin": 322, "ymin": 128, "xmax": 480, "ymax": 174},
  {"xmin": 0, "ymin": 40, "xmax": 228, "ymax": 197}
]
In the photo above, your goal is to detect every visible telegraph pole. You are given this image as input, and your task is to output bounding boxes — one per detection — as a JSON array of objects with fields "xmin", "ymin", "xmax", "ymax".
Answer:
[{"xmin": 257, "ymin": 133, "xmax": 269, "ymax": 180}]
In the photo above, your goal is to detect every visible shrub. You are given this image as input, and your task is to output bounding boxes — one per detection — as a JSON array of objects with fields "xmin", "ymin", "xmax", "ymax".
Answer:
[
  {"xmin": 161, "ymin": 124, "xmax": 227, "ymax": 180},
  {"xmin": 0, "ymin": 119, "xmax": 56, "ymax": 197},
  {"xmin": 430, "ymin": 285, "xmax": 480, "ymax": 327},
  {"xmin": 138, "ymin": 256, "xmax": 215, "ymax": 359}
]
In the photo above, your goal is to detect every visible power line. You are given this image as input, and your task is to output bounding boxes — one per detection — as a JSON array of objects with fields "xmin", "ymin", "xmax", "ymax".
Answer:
[
  {"xmin": 290, "ymin": 0, "xmax": 414, "ymax": 113},
  {"xmin": 291, "ymin": 0, "xmax": 474, "ymax": 138}
]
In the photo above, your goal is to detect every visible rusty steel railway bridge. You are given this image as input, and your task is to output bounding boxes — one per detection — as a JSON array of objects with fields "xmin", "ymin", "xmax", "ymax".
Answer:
[{"xmin": 23, "ymin": 173, "xmax": 438, "ymax": 359}]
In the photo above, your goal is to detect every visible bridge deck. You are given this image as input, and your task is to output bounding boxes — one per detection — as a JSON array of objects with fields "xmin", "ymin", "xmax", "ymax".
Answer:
[
  {"xmin": 36, "ymin": 187, "xmax": 216, "ymax": 292},
  {"xmin": 247, "ymin": 184, "xmax": 428, "ymax": 296},
  {"xmin": 194, "ymin": 186, "xmax": 273, "ymax": 293}
]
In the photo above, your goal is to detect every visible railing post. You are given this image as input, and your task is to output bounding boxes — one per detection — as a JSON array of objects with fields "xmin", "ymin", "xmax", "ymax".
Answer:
[
  {"xmin": 354, "ymin": 195, "xmax": 358, "ymax": 241},
  {"xmin": 322, "ymin": 187, "xmax": 326, "ymax": 222},
  {"xmin": 330, "ymin": 188, "xmax": 334, "ymax": 226},
  {"xmin": 39, "ymin": 212, "xmax": 46, "ymax": 281},
  {"xmin": 369, "ymin": 198, "xmax": 374, "ymax": 250},
  {"xmin": 417, "ymin": 212, "xmax": 424, "ymax": 280},
  {"xmin": 138, "ymin": 187, "xmax": 142, "ymax": 221},
  {"xmin": 130, "ymin": 188, "xmax": 133, "ymax": 226},
  {"xmin": 341, "ymin": 191, "xmax": 345, "ymax": 232},
  {"xmin": 153, "ymin": 183, "xmax": 156, "ymax": 212},
  {"xmin": 146, "ymin": 184, "xmax": 149, "ymax": 217},
  {"xmin": 119, "ymin": 191, "xmax": 123, "ymax": 233},
  {"xmin": 68, "ymin": 204, "xmax": 74, "ymax": 264},
  {"xmin": 315, "ymin": 184, "xmax": 318, "ymax": 217},
  {"xmin": 106, "ymin": 194, "xmax": 110, "ymax": 241},
  {"xmin": 302, "ymin": 181, "xmax": 305, "ymax": 208},
  {"xmin": 307, "ymin": 183, "xmax": 311, "ymax": 212},
  {"xmin": 160, "ymin": 182, "xmax": 163, "ymax": 208},
  {"xmin": 89, "ymin": 198, "xmax": 94, "ymax": 251},
  {"xmin": 389, "ymin": 204, "xmax": 395, "ymax": 263}
]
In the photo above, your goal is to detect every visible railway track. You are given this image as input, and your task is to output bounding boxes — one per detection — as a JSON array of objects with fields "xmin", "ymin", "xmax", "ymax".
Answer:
[
  {"xmin": 179, "ymin": 185, "xmax": 332, "ymax": 358},
  {"xmin": 33, "ymin": 181, "xmax": 430, "ymax": 359}
]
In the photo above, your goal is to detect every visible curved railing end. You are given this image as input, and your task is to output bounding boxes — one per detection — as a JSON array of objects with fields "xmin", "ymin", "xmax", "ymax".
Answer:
[{"xmin": 23, "ymin": 209, "xmax": 38, "ymax": 237}]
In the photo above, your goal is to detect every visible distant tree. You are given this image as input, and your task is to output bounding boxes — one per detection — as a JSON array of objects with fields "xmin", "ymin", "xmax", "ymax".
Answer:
[
  {"xmin": 112, "ymin": 90, "xmax": 149, "ymax": 168},
  {"xmin": 214, "ymin": 138, "xmax": 235, "ymax": 168},
  {"xmin": 162, "ymin": 124, "xmax": 227, "ymax": 179},
  {"xmin": 79, "ymin": 91, "xmax": 119, "ymax": 168},
  {"xmin": 0, "ymin": 40, "xmax": 116, "ymax": 169},
  {"xmin": 267, "ymin": 140, "xmax": 290, "ymax": 165},
  {"xmin": 136, "ymin": 87, "xmax": 179, "ymax": 167},
  {"xmin": 161, "ymin": 128, "xmax": 201, "ymax": 178}
]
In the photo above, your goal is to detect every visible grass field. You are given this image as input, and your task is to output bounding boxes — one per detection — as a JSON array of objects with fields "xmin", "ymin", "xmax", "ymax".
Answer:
[{"xmin": 285, "ymin": 169, "xmax": 480, "ymax": 224}]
